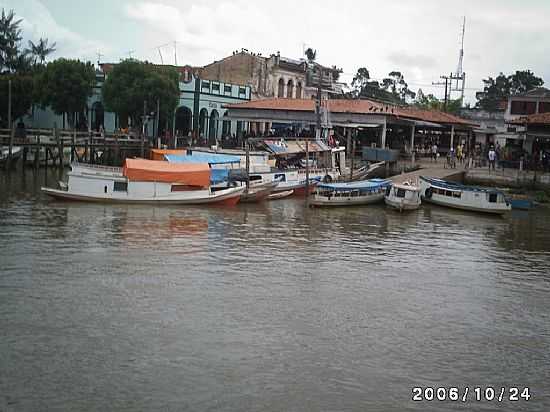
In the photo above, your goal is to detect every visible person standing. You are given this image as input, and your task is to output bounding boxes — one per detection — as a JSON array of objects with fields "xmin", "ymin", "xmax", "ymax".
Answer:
[
  {"xmin": 432, "ymin": 143, "xmax": 438, "ymax": 163},
  {"xmin": 488, "ymin": 146, "xmax": 496, "ymax": 172}
]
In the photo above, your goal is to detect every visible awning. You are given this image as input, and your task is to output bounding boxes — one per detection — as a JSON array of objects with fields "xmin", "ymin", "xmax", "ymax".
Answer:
[
  {"xmin": 123, "ymin": 158, "xmax": 211, "ymax": 186},
  {"xmin": 165, "ymin": 153, "xmax": 241, "ymax": 164}
]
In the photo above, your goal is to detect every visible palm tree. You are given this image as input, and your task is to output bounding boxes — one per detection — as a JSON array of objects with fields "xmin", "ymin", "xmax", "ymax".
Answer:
[
  {"xmin": 304, "ymin": 47, "xmax": 316, "ymax": 63},
  {"xmin": 28, "ymin": 37, "xmax": 56, "ymax": 65},
  {"xmin": 0, "ymin": 8, "xmax": 23, "ymax": 72}
]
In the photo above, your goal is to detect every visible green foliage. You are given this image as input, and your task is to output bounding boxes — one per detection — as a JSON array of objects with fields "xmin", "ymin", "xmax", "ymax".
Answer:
[
  {"xmin": 414, "ymin": 89, "xmax": 462, "ymax": 114},
  {"xmin": 35, "ymin": 58, "xmax": 95, "ymax": 117},
  {"xmin": 0, "ymin": 8, "xmax": 24, "ymax": 73},
  {"xmin": 102, "ymin": 60, "xmax": 179, "ymax": 126},
  {"xmin": 476, "ymin": 70, "xmax": 544, "ymax": 111},
  {"xmin": 0, "ymin": 73, "xmax": 34, "ymax": 125},
  {"xmin": 304, "ymin": 48, "xmax": 316, "ymax": 62},
  {"xmin": 27, "ymin": 38, "xmax": 56, "ymax": 65},
  {"xmin": 350, "ymin": 67, "xmax": 414, "ymax": 104}
]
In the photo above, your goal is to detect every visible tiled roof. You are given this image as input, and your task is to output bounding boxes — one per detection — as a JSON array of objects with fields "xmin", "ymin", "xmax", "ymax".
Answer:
[
  {"xmin": 509, "ymin": 112, "xmax": 550, "ymax": 125},
  {"xmin": 225, "ymin": 98, "xmax": 474, "ymax": 126}
]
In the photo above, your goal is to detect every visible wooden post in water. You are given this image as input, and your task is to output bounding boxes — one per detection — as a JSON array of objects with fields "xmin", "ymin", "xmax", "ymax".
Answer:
[
  {"xmin": 410, "ymin": 124, "xmax": 416, "ymax": 167},
  {"xmin": 71, "ymin": 127, "xmax": 76, "ymax": 162},
  {"xmin": 6, "ymin": 125, "xmax": 14, "ymax": 170},
  {"xmin": 305, "ymin": 137, "xmax": 310, "ymax": 198},
  {"xmin": 245, "ymin": 138, "xmax": 250, "ymax": 192},
  {"xmin": 34, "ymin": 135, "xmax": 40, "ymax": 170},
  {"xmin": 349, "ymin": 132, "xmax": 355, "ymax": 181}
]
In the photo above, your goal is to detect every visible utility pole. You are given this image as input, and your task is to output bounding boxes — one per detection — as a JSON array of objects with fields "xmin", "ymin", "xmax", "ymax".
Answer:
[
  {"xmin": 141, "ymin": 100, "xmax": 147, "ymax": 158},
  {"xmin": 174, "ymin": 41, "xmax": 177, "ymax": 66},
  {"xmin": 8, "ymin": 79, "xmax": 12, "ymax": 130}
]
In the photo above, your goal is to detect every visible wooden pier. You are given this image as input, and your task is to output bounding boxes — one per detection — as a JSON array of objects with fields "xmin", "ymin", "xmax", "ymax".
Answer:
[
  {"xmin": 0, "ymin": 127, "xmax": 149, "ymax": 170},
  {"xmin": 390, "ymin": 160, "xmax": 466, "ymax": 184}
]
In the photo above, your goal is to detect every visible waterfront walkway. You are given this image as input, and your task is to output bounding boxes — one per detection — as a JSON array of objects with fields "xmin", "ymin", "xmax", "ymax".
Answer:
[{"xmin": 390, "ymin": 160, "xmax": 465, "ymax": 184}]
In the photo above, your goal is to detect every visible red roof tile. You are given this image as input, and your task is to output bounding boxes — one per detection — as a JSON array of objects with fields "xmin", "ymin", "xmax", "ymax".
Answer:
[{"xmin": 225, "ymin": 98, "xmax": 474, "ymax": 127}]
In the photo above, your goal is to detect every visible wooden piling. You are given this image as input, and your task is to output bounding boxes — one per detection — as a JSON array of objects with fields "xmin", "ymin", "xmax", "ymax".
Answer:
[{"xmin": 6, "ymin": 126, "xmax": 14, "ymax": 170}]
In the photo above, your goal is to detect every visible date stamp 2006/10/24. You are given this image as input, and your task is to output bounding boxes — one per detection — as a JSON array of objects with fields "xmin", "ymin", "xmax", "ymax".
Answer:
[{"xmin": 412, "ymin": 387, "xmax": 531, "ymax": 403}]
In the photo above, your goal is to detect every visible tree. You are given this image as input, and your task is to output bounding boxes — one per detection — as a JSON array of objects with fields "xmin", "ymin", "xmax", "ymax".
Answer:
[
  {"xmin": 0, "ymin": 74, "xmax": 34, "ymax": 126},
  {"xmin": 0, "ymin": 8, "xmax": 23, "ymax": 73},
  {"xmin": 414, "ymin": 90, "xmax": 461, "ymax": 114},
  {"xmin": 381, "ymin": 71, "xmax": 416, "ymax": 103},
  {"xmin": 28, "ymin": 38, "xmax": 56, "ymax": 65},
  {"xmin": 351, "ymin": 67, "xmax": 371, "ymax": 96},
  {"xmin": 476, "ymin": 70, "xmax": 544, "ymax": 111},
  {"xmin": 35, "ymin": 58, "xmax": 95, "ymax": 124},
  {"xmin": 304, "ymin": 47, "xmax": 316, "ymax": 63},
  {"xmin": 102, "ymin": 59, "xmax": 179, "ymax": 128}
]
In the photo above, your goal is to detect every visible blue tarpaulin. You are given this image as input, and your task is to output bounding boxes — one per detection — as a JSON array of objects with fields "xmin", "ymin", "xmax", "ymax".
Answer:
[
  {"xmin": 317, "ymin": 179, "xmax": 391, "ymax": 192},
  {"xmin": 165, "ymin": 153, "xmax": 241, "ymax": 165}
]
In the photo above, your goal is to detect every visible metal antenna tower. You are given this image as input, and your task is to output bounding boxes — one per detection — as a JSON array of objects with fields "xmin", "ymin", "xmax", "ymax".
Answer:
[{"xmin": 452, "ymin": 16, "xmax": 466, "ymax": 103}]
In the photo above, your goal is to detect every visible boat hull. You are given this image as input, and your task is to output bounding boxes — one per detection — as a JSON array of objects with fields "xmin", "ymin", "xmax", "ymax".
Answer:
[
  {"xmin": 384, "ymin": 197, "xmax": 421, "ymax": 211},
  {"xmin": 41, "ymin": 186, "xmax": 244, "ymax": 206},
  {"xmin": 267, "ymin": 190, "xmax": 294, "ymax": 200},
  {"xmin": 310, "ymin": 193, "xmax": 384, "ymax": 207},
  {"xmin": 422, "ymin": 197, "xmax": 510, "ymax": 214},
  {"xmin": 240, "ymin": 181, "xmax": 278, "ymax": 203}
]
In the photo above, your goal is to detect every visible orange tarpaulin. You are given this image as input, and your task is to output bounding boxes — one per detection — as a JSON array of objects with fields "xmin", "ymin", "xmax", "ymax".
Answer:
[
  {"xmin": 123, "ymin": 158, "xmax": 211, "ymax": 187},
  {"xmin": 150, "ymin": 149, "xmax": 185, "ymax": 161}
]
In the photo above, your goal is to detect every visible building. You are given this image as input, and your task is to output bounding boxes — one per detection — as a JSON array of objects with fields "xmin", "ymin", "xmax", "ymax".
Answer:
[
  {"xmin": 24, "ymin": 63, "xmax": 252, "ymax": 145},
  {"xmin": 224, "ymin": 98, "xmax": 475, "ymax": 161},
  {"xmin": 201, "ymin": 50, "xmax": 343, "ymax": 100}
]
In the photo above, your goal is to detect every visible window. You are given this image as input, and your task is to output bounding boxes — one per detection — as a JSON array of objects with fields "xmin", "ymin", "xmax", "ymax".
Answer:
[
  {"xmin": 212, "ymin": 83, "xmax": 220, "ymax": 93},
  {"xmin": 488, "ymin": 193, "xmax": 498, "ymax": 203},
  {"xmin": 539, "ymin": 102, "xmax": 550, "ymax": 113},
  {"xmin": 238, "ymin": 87, "xmax": 246, "ymax": 95},
  {"xmin": 224, "ymin": 85, "xmax": 232, "ymax": 94},
  {"xmin": 445, "ymin": 190, "xmax": 452, "ymax": 197},
  {"xmin": 396, "ymin": 188, "xmax": 406, "ymax": 198},
  {"xmin": 201, "ymin": 81, "xmax": 210, "ymax": 90},
  {"xmin": 510, "ymin": 100, "xmax": 537, "ymax": 115},
  {"xmin": 452, "ymin": 191, "xmax": 462, "ymax": 198},
  {"xmin": 113, "ymin": 181, "xmax": 127, "ymax": 192}
]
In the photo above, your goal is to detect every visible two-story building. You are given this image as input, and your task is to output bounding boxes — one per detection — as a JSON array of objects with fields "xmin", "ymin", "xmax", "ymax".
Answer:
[
  {"xmin": 200, "ymin": 50, "xmax": 343, "ymax": 135},
  {"xmin": 504, "ymin": 87, "xmax": 550, "ymax": 155},
  {"xmin": 24, "ymin": 63, "xmax": 252, "ymax": 145}
]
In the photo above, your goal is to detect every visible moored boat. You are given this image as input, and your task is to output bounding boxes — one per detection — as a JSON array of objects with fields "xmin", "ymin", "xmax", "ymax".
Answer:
[
  {"xmin": 240, "ymin": 180, "xmax": 279, "ymax": 203},
  {"xmin": 41, "ymin": 160, "xmax": 244, "ymax": 205},
  {"xmin": 419, "ymin": 176, "xmax": 511, "ymax": 214},
  {"xmin": 0, "ymin": 146, "xmax": 22, "ymax": 167},
  {"xmin": 310, "ymin": 178, "xmax": 391, "ymax": 207},
  {"xmin": 267, "ymin": 190, "xmax": 294, "ymax": 200},
  {"xmin": 384, "ymin": 181, "xmax": 422, "ymax": 212}
]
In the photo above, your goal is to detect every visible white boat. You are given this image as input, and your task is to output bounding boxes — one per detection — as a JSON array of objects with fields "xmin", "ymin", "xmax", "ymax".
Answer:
[
  {"xmin": 240, "ymin": 180, "xmax": 279, "ymax": 203},
  {"xmin": 0, "ymin": 146, "xmax": 22, "ymax": 166},
  {"xmin": 309, "ymin": 178, "xmax": 391, "ymax": 207},
  {"xmin": 41, "ymin": 160, "xmax": 244, "ymax": 206},
  {"xmin": 384, "ymin": 181, "xmax": 422, "ymax": 212},
  {"xmin": 268, "ymin": 190, "xmax": 294, "ymax": 200},
  {"xmin": 419, "ymin": 176, "xmax": 511, "ymax": 215},
  {"xmin": 189, "ymin": 140, "xmax": 346, "ymax": 196}
]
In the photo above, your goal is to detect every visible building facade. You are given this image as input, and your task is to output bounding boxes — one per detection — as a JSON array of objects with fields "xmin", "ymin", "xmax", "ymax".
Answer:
[
  {"xmin": 200, "ymin": 50, "xmax": 343, "ymax": 101},
  {"xmin": 23, "ymin": 64, "xmax": 252, "ymax": 144}
]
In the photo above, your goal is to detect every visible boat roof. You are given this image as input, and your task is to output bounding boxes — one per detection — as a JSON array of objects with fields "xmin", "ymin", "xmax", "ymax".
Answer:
[
  {"xmin": 318, "ymin": 178, "xmax": 391, "ymax": 191},
  {"xmin": 123, "ymin": 158, "xmax": 211, "ymax": 186},
  {"xmin": 165, "ymin": 153, "xmax": 241, "ymax": 164},
  {"xmin": 420, "ymin": 176, "xmax": 504, "ymax": 194},
  {"xmin": 392, "ymin": 182, "xmax": 421, "ymax": 191}
]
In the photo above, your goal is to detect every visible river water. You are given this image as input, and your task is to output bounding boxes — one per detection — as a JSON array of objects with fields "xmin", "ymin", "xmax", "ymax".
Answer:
[{"xmin": 1, "ymin": 170, "xmax": 549, "ymax": 411}]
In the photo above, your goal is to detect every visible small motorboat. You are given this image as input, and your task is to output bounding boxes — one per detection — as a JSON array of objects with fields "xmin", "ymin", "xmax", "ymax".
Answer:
[
  {"xmin": 419, "ymin": 176, "xmax": 511, "ymax": 215},
  {"xmin": 384, "ymin": 181, "xmax": 422, "ymax": 212},
  {"xmin": 267, "ymin": 190, "xmax": 294, "ymax": 200},
  {"xmin": 507, "ymin": 196, "xmax": 535, "ymax": 210},
  {"xmin": 41, "ymin": 160, "xmax": 244, "ymax": 206},
  {"xmin": 240, "ymin": 180, "xmax": 279, "ymax": 203},
  {"xmin": 309, "ymin": 178, "xmax": 391, "ymax": 207}
]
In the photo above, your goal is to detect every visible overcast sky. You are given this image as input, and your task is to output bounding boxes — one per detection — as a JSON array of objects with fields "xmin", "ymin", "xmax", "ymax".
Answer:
[{"xmin": 3, "ymin": 0, "xmax": 550, "ymax": 104}]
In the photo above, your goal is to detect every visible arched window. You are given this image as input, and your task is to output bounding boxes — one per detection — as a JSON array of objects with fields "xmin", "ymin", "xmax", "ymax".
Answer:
[
  {"xmin": 287, "ymin": 79, "xmax": 294, "ymax": 98},
  {"xmin": 175, "ymin": 106, "xmax": 192, "ymax": 136},
  {"xmin": 296, "ymin": 82, "xmax": 302, "ymax": 99},
  {"xmin": 277, "ymin": 78, "xmax": 285, "ymax": 98},
  {"xmin": 209, "ymin": 109, "xmax": 219, "ymax": 144},
  {"xmin": 199, "ymin": 108, "xmax": 209, "ymax": 141}
]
